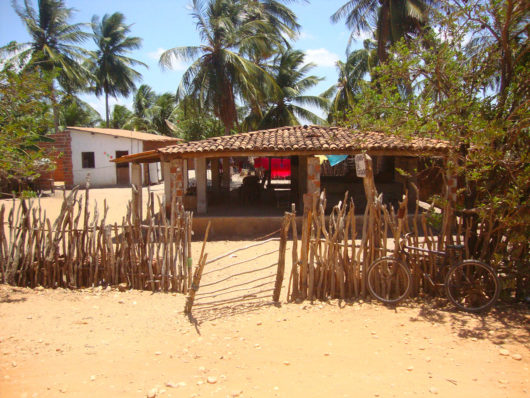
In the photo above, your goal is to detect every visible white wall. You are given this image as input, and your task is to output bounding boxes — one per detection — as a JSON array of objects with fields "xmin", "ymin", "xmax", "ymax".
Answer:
[
  {"xmin": 71, "ymin": 131, "xmax": 143, "ymax": 187},
  {"xmin": 148, "ymin": 162, "xmax": 161, "ymax": 184}
]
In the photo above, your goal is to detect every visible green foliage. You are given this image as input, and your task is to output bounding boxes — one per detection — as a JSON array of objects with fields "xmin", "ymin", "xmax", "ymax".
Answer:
[
  {"xmin": 2, "ymin": 0, "xmax": 91, "ymax": 132},
  {"xmin": 59, "ymin": 95, "xmax": 101, "ymax": 127},
  {"xmin": 4, "ymin": 0, "xmax": 90, "ymax": 84},
  {"xmin": 172, "ymin": 97, "xmax": 225, "ymax": 141},
  {"xmin": 327, "ymin": 39, "xmax": 376, "ymax": 123},
  {"xmin": 20, "ymin": 189, "xmax": 38, "ymax": 198},
  {"xmin": 342, "ymin": 0, "xmax": 529, "ymax": 298},
  {"xmin": 331, "ymin": 0, "xmax": 435, "ymax": 60},
  {"xmin": 125, "ymin": 85, "xmax": 179, "ymax": 136},
  {"xmin": 160, "ymin": 0, "xmax": 302, "ymax": 133},
  {"xmin": 88, "ymin": 12, "xmax": 146, "ymax": 126},
  {"xmin": 105, "ymin": 105, "xmax": 133, "ymax": 129},
  {"xmin": 257, "ymin": 48, "xmax": 329, "ymax": 129},
  {"xmin": 0, "ymin": 69, "xmax": 54, "ymax": 191}
]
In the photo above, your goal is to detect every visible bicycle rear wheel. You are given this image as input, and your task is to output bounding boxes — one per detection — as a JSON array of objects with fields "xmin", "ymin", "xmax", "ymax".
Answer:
[
  {"xmin": 367, "ymin": 257, "xmax": 411, "ymax": 304},
  {"xmin": 445, "ymin": 260, "xmax": 500, "ymax": 313}
]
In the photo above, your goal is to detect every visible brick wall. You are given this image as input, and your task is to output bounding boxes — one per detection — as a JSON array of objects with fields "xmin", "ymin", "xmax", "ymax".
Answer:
[
  {"xmin": 38, "ymin": 130, "xmax": 73, "ymax": 189},
  {"xmin": 170, "ymin": 159, "xmax": 184, "ymax": 203},
  {"xmin": 307, "ymin": 156, "xmax": 321, "ymax": 195}
]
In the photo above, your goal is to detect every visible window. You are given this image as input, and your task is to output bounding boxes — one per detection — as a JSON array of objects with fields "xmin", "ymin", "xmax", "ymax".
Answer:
[{"xmin": 82, "ymin": 152, "xmax": 95, "ymax": 168}]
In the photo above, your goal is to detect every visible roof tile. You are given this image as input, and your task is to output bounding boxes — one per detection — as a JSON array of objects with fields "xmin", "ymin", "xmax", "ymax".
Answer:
[
  {"xmin": 156, "ymin": 125, "xmax": 450, "ymax": 157},
  {"xmin": 67, "ymin": 127, "xmax": 182, "ymax": 143}
]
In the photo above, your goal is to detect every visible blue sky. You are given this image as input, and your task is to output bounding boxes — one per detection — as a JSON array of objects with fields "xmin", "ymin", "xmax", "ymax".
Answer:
[{"xmin": 0, "ymin": 0, "xmax": 365, "ymax": 119}]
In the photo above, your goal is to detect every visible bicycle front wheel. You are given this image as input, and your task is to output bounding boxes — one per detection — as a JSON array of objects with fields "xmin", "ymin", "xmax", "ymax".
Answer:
[
  {"xmin": 445, "ymin": 260, "xmax": 500, "ymax": 313},
  {"xmin": 367, "ymin": 256, "xmax": 411, "ymax": 305}
]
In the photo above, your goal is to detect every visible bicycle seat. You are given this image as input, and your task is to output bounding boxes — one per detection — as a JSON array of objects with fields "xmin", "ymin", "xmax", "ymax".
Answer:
[{"xmin": 446, "ymin": 244, "xmax": 465, "ymax": 250}]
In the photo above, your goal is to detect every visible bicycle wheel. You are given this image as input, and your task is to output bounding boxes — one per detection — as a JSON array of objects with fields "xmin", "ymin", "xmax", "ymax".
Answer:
[
  {"xmin": 445, "ymin": 260, "xmax": 500, "ymax": 313},
  {"xmin": 367, "ymin": 256, "xmax": 412, "ymax": 304}
]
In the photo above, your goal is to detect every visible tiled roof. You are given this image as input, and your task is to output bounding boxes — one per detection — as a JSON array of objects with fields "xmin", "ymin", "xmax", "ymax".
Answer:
[
  {"xmin": 159, "ymin": 125, "xmax": 450, "ymax": 156},
  {"xmin": 67, "ymin": 127, "xmax": 182, "ymax": 142}
]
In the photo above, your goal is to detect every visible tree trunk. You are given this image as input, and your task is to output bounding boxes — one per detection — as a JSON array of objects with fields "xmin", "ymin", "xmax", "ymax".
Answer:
[
  {"xmin": 49, "ymin": 81, "xmax": 60, "ymax": 134},
  {"xmin": 105, "ymin": 91, "xmax": 110, "ymax": 128}
]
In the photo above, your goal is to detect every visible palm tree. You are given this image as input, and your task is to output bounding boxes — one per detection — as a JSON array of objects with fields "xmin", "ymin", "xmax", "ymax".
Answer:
[
  {"xmin": 331, "ymin": 0, "xmax": 434, "ymax": 63},
  {"xmin": 125, "ymin": 84, "xmax": 157, "ymax": 131},
  {"xmin": 3, "ymin": 0, "xmax": 90, "ymax": 132},
  {"xmin": 147, "ymin": 93, "xmax": 179, "ymax": 136},
  {"xmin": 160, "ymin": 0, "xmax": 282, "ymax": 133},
  {"xmin": 59, "ymin": 95, "xmax": 101, "ymax": 127},
  {"xmin": 258, "ymin": 49, "xmax": 329, "ymax": 129},
  {"xmin": 105, "ymin": 104, "xmax": 132, "ymax": 129},
  {"xmin": 132, "ymin": 84, "xmax": 157, "ymax": 120},
  {"xmin": 241, "ymin": 0, "xmax": 301, "ymax": 58},
  {"xmin": 89, "ymin": 12, "xmax": 146, "ymax": 127},
  {"xmin": 327, "ymin": 39, "xmax": 376, "ymax": 122},
  {"xmin": 125, "ymin": 87, "xmax": 178, "ymax": 136}
]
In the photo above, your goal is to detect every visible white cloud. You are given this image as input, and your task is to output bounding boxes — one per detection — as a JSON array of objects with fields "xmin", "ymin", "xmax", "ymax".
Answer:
[
  {"xmin": 297, "ymin": 31, "xmax": 314, "ymax": 40},
  {"xmin": 147, "ymin": 47, "xmax": 189, "ymax": 71},
  {"xmin": 304, "ymin": 48, "xmax": 340, "ymax": 68},
  {"xmin": 147, "ymin": 47, "xmax": 166, "ymax": 61}
]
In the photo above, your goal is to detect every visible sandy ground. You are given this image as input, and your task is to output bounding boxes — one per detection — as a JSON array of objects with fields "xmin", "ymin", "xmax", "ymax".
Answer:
[
  {"xmin": 0, "ymin": 185, "xmax": 167, "ymax": 226},
  {"xmin": 1, "ymin": 187, "xmax": 529, "ymax": 398},
  {"xmin": 0, "ymin": 283, "xmax": 528, "ymax": 398}
]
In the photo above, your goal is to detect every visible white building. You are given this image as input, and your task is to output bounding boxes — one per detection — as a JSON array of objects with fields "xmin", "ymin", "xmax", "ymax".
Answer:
[{"xmin": 44, "ymin": 127, "xmax": 181, "ymax": 188}]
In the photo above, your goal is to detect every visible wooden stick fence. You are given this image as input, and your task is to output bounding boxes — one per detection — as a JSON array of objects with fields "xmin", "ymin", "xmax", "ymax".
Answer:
[
  {"xmin": 0, "ymin": 185, "xmax": 194, "ymax": 292},
  {"xmin": 284, "ymin": 189, "xmax": 461, "ymax": 302}
]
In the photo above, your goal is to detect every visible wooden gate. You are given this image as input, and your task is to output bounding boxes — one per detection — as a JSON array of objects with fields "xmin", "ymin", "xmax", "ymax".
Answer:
[{"xmin": 184, "ymin": 217, "xmax": 292, "ymax": 320}]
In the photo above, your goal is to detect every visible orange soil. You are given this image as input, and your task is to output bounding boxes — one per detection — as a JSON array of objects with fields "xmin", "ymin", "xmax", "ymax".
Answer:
[{"xmin": 1, "ymin": 280, "xmax": 528, "ymax": 398}]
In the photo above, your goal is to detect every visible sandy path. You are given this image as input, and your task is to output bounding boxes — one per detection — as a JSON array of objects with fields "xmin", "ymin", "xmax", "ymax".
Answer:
[
  {"xmin": 1, "ymin": 280, "xmax": 528, "ymax": 398},
  {"xmin": 0, "ymin": 185, "xmax": 167, "ymax": 226}
]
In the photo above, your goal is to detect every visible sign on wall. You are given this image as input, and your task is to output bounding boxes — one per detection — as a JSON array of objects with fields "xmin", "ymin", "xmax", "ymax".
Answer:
[{"xmin": 355, "ymin": 154, "xmax": 366, "ymax": 178}]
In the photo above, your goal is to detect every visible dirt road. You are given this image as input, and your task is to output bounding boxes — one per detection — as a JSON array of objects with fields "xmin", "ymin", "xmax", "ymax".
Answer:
[{"xmin": 1, "ymin": 282, "xmax": 528, "ymax": 398}]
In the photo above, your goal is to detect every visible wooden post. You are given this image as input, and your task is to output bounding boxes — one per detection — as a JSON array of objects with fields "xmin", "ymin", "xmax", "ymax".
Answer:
[
  {"xmin": 211, "ymin": 158, "xmax": 220, "ymax": 193},
  {"xmin": 131, "ymin": 163, "xmax": 143, "ymax": 222},
  {"xmin": 362, "ymin": 155, "xmax": 377, "ymax": 205},
  {"xmin": 290, "ymin": 204, "xmax": 299, "ymax": 301},
  {"xmin": 162, "ymin": 160, "xmax": 171, "ymax": 196},
  {"xmin": 184, "ymin": 222, "xmax": 210, "ymax": 314},
  {"xmin": 299, "ymin": 194, "xmax": 313, "ymax": 299},
  {"xmin": 273, "ymin": 214, "xmax": 291, "ymax": 303},
  {"xmin": 443, "ymin": 156, "xmax": 458, "ymax": 247},
  {"xmin": 306, "ymin": 156, "xmax": 320, "ymax": 195},
  {"xmin": 196, "ymin": 157, "xmax": 207, "ymax": 214},
  {"xmin": 182, "ymin": 158, "xmax": 189, "ymax": 194},
  {"xmin": 221, "ymin": 157, "xmax": 231, "ymax": 191}
]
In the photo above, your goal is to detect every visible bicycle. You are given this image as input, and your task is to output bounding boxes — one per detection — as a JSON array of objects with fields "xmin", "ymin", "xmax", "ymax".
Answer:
[{"xmin": 366, "ymin": 234, "xmax": 500, "ymax": 312}]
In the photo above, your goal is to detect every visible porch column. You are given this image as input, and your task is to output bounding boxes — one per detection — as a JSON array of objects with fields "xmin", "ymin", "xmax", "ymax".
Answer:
[
  {"xmin": 221, "ymin": 157, "xmax": 231, "ymax": 191},
  {"xmin": 131, "ymin": 163, "xmax": 143, "ymax": 222},
  {"xmin": 162, "ymin": 160, "xmax": 173, "ymax": 210},
  {"xmin": 173, "ymin": 159, "xmax": 185, "ymax": 205},
  {"xmin": 182, "ymin": 158, "xmax": 188, "ymax": 194},
  {"xmin": 211, "ymin": 158, "xmax": 220, "ymax": 193},
  {"xmin": 196, "ymin": 157, "xmax": 208, "ymax": 214},
  {"xmin": 299, "ymin": 156, "xmax": 308, "ymax": 196},
  {"xmin": 306, "ymin": 156, "xmax": 321, "ymax": 195}
]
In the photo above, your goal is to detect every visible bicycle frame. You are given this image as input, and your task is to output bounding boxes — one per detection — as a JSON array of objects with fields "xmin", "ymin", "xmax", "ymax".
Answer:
[{"xmin": 401, "ymin": 239, "xmax": 463, "ymax": 289}]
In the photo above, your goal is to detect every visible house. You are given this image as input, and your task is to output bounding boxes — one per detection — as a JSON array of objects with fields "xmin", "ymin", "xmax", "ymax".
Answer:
[
  {"xmin": 42, "ymin": 127, "xmax": 182, "ymax": 188},
  {"xmin": 113, "ymin": 125, "xmax": 453, "ymax": 238}
]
